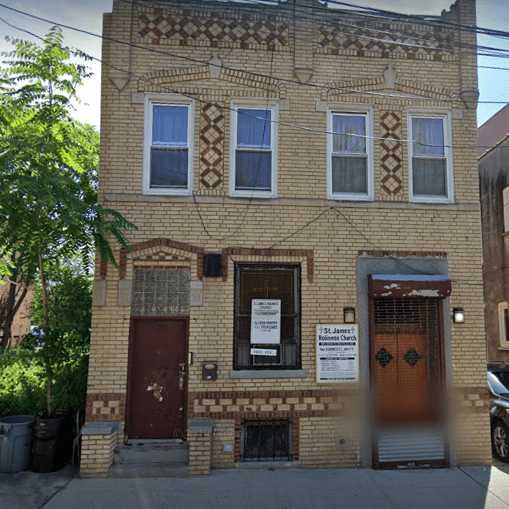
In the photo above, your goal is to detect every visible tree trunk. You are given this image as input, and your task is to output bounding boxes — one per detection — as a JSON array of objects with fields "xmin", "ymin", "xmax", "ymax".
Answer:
[
  {"xmin": 0, "ymin": 271, "xmax": 28, "ymax": 348},
  {"xmin": 38, "ymin": 254, "xmax": 52, "ymax": 416}
]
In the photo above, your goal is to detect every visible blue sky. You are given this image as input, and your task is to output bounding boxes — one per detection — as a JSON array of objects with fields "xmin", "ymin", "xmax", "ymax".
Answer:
[{"xmin": 1, "ymin": 0, "xmax": 508, "ymax": 128}]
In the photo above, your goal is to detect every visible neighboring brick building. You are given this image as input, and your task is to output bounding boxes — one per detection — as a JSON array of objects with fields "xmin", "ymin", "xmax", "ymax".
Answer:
[
  {"xmin": 81, "ymin": 0, "xmax": 492, "ymax": 476},
  {"xmin": 479, "ymin": 113, "xmax": 509, "ymax": 366}
]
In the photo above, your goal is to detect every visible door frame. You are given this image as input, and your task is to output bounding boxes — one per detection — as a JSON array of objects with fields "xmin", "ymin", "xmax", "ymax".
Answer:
[
  {"xmin": 125, "ymin": 316, "xmax": 189, "ymax": 441},
  {"xmin": 368, "ymin": 296, "xmax": 449, "ymax": 469}
]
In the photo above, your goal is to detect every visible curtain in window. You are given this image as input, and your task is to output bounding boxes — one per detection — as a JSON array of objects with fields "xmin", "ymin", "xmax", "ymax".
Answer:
[
  {"xmin": 332, "ymin": 115, "xmax": 366, "ymax": 154},
  {"xmin": 237, "ymin": 109, "xmax": 271, "ymax": 147},
  {"xmin": 152, "ymin": 105, "xmax": 188, "ymax": 145},
  {"xmin": 412, "ymin": 117, "xmax": 445, "ymax": 157}
]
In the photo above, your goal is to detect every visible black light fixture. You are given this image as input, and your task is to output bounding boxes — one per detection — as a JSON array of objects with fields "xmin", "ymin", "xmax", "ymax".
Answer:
[
  {"xmin": 452, "ymin": 307, "xmax": 465, "ymax": 324},
  {"xmin": 343, "ymin": 307, "xmax": 356, "ymax": 324}
]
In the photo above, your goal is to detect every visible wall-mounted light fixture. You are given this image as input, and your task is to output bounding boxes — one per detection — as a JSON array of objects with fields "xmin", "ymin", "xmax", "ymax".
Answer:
[
  {"xmin": 343, "ymin": 307, "xmax": 356, "ymax": 324},
  {"xmin": 452, "ymin": 307, "xmax": 465, "ymax": 324}
]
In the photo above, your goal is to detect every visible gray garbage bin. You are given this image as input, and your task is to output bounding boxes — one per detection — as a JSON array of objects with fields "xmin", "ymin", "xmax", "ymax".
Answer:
[{"xmin": 0, "ymin": 416, "xmax": 35, "ymax": 473}]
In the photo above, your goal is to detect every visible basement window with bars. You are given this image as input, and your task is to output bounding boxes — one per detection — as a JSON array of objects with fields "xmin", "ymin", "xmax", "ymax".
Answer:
[
  {"xmin": 241, "ymin": 420, "xmax": 291, "ymax": 462},
  {"xmin": 234, "ymin": 264, "xmax": 301, "ymax": 370}
]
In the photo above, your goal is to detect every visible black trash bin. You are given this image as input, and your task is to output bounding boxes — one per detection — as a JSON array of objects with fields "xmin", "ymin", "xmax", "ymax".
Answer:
[{"xmin": 31, "ymin": 416, "xmax": 64, "ymax": 473}]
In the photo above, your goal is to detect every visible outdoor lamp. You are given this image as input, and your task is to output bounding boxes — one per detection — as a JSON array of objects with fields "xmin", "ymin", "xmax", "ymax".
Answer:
[
  {"xmin": 452, "ymin": 308, "xmax": 465, "ymax": 324},
  {"xmin": 343, "ymin": 307, "xmax": 356, "ymax": 324}
]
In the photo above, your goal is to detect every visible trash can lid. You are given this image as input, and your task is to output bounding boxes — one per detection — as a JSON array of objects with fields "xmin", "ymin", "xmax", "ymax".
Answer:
[{"xmin": 0, "ymin": 415, "xmax": 35, "ymax": 426}]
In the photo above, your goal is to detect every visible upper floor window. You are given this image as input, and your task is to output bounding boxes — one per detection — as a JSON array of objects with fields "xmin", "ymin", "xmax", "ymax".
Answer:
[
  {"xmin": 230, "ymin": 105, "xmax": 277, "ymax": 198},
  {"xmin": 144, "ymin": 99, "xmax": 193, "ymax": 195},
  {"xmin": 327, "ymin": 111, "xmax": 373, "ymax": 201},
  {"xmin": 409, "ymin": 113, "xmax": 453, "ymax": 203}
]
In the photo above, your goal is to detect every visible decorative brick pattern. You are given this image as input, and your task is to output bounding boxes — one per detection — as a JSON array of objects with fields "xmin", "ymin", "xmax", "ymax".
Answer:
[
  {"xmin": 119, "ymin": 238, "xmax": 204, "ymax": 280},
  {"xmin": 137, "ymin": 7, "xmax": 289, "ymax": 50},
  {"xmin": 86, "ymin": 393, "xmax": 126, "ymax": 421},
  {"xmin": 454, "ymin": 387, "xmax": 491, "ymax": 414},
  {"xmin": 379, "ymin": 112, "xmax": 403, "ymax": 199},
  {"xmin": 189, "ymin": 390, "xmax": 351, "ymax": 419},
  {"xmin": 199, "ymin": 103, "xmax": 225, "ymax": 193},
  {"xmin": 358, "ymin": 250, "xmax": 448, "ymax": 259},
  {"xmin": 318, "ymin": 18, "xmax": 456, "ymax": 61}
]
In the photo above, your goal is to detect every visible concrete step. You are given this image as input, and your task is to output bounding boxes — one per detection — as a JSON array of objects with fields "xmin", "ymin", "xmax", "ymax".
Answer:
[
  {"xmin": 114, "ymin": 440, "xmax": 189, "ymax": 466},
  {"xmin": 108, "ymin": 463, "xmax": 189, "ymax": 479}
]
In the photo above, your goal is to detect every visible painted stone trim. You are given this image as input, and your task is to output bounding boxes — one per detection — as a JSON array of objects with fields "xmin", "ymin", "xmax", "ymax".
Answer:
[
  {"xmin": 137, "ymin": 6, "xmax": 289, "ymax": 50},
  {"xmin": 199, "ymin": 102, "xmax": 225, "ymax": 193},
  {"xmin": 379, "ymin": 111, "xmax": 403, "ymax": 200},
  {"xmin": 86, "ymin": 393, "xmax": 126, "ymax": 421},
  {"xmin": 222, "ymin": 248, "xmax": 314, "ymax": 282}
]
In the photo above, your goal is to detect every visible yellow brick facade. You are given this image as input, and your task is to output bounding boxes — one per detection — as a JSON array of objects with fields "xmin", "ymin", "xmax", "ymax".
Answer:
[{"xmin": 81, "ymin": 0, "xmax": 492, "ymax": 476}]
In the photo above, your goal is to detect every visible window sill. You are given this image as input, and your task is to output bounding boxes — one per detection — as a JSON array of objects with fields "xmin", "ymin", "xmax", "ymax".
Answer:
[
  {"xmin": 230, "ymin": 191, "xmax": 277, "ymax": 199},
  {"xmin": 229, "ymin": 369, "xmax": 307, "ymax": 379}
]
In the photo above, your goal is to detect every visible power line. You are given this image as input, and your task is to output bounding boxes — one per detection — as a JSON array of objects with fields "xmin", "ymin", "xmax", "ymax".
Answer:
[
  {"xmin": 0, "ymin": 15, "xmax": 503, "ymax": 152},
  {"xmin": 1, "ymin": 2, "xmax": 509, "ymax": 108}
]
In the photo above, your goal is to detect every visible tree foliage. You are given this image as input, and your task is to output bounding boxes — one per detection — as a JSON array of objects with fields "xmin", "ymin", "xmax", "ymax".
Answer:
[{"xmin": 0, "ymin": 27, "xmax": 135, "ymax": 414}]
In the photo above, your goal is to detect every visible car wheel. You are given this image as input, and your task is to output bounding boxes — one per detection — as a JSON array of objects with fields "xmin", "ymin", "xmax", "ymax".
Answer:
[{"xmin": 492, "ymin": 421, "xmax": 509, "ymax": 463}]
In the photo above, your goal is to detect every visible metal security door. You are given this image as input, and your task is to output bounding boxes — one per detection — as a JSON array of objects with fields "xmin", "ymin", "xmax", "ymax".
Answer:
[
  {"xmin": 371, "ymin": 298, "xmax": 446, "ymax": 467},
  {"xmin": 127, "ymin": 318, "xmax": 187, "ymax": 439}
]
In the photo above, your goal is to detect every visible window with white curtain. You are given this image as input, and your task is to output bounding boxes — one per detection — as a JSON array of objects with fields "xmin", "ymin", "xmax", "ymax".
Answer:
[
  {"xmin": 144, "ymin": 99, "xmax": 193, "ymax": 195},
  {"xmin": 230, "ymin": 105, "xmax": 277, "ymax": 197},
  {"xmin": 328, "ymin": 111, "xmax": 373, "ymax": 200},
  {"xmin": 409, "ymin": 114, "xmax": 453, "ymax": 202}
]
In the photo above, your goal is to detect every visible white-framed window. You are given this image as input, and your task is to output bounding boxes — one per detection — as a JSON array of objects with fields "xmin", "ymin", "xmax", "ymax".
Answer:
[
  {"xmin": 327, "ymin": 110, "xmax": 374, "ymax": 201},
  {"xmin": 230, "ymin": 103, "xmax": 278, "ymax": 198},
  {"xmin": 143, "ymin": 96, "xmax": 194, "ymax": 195},
  {"xmin": 408, "ymin": 113, "xmax": 453, "ymax": 203},
  {"xmin": 498, "ymin": 302, "xmax": 509, "ymax": 349}
]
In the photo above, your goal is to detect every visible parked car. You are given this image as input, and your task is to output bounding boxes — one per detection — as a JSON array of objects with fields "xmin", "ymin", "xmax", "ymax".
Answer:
[{"xmin": 488, "ymin": 368, "xmax": 509, "ymax": 463}]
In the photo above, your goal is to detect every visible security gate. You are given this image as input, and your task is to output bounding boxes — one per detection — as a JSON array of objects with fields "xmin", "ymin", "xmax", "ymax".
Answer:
[{"xmin": 371, "ymin": 297, "xmax": 447, "ymax": 467}]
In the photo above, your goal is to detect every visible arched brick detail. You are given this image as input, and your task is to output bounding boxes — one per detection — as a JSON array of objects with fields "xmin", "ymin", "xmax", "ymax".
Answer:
[{"xmin": 118, "ymin": 238, "xmax": 205, "ymax": 280}]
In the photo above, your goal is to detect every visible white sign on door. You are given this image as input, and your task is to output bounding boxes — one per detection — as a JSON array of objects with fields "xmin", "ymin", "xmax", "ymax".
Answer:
[
  {"xmin": 250, "ymin": 299, "xmax": 281, "ymax": 344},
  {"xmin": 316, "ymin": 324, "xmax": 359, "ymax": 383}
]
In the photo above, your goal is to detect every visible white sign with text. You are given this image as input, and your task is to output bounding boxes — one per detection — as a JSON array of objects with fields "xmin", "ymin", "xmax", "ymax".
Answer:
[
  {"xmin": 316, "ymin": 324, "xmax": 359, "ymax": 383},
  {"xmin": 250, "ymin": 299, "xmax": 281, "ymax": 344}
]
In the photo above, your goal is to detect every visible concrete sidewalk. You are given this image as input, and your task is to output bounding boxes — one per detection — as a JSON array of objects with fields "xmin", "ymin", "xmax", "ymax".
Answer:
[{"xmin": 2, "ymin": 465, "xmax": 509, "ymax": 509}]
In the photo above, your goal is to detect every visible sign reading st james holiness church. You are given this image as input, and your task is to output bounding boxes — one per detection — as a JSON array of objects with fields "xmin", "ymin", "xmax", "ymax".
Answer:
[
  {"xmin": 250, "ymin": 299, "xmax": 281, "ymax": 344},
  {"xmin": 316, "ymin": 324, "xmax": 359, "ymax": 383}
]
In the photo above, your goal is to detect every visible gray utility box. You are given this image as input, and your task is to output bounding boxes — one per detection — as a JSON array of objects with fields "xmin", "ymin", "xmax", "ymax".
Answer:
[{"xmin": 0, "ymin": 415, "xmax": 34, "ymax": 473}]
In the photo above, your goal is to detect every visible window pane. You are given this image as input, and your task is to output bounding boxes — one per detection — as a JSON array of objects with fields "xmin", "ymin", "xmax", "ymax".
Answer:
[
  {"xmin": 152, "ymin": 105, "xmax": 188, "ymax": 145},
  {"xmin": 150, "ymin": 148, "xmax": 188, "ymax": 188},
  {"xmin": 332, "ymin": 114, "xmax": 366, "ymax": 154},
  {"xmin": 332, "ymin": 156, "xmax": 368, "ymax": 194},
  {"xmin": 235, "ymin": 151, "xmax": 271, "ymax": 191},
  {"xmin": 412, "ymin": 158, "xmax": 447, "ymax": 196},
  {"xmin": 237, "ymin": 109, "xmax": 271, "ymax": 148},
  {"xmin": 412, "ymin": 117, "xmax": 445, "ymax": 157}
]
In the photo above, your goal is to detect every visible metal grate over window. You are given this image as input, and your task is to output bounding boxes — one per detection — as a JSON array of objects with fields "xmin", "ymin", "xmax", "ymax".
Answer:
[
  {"xmin": 241, "ymin": 420, "xmax": 291, "ymax": 462},
  {"xmin": 132, "ymin": 268, "xmax": 190, "ymax": 317}
]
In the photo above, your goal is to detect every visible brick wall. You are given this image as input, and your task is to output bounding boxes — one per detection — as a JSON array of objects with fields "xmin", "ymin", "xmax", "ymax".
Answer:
[{"xmin": 82, "ymin": 0, "xmax": 491, "ymax": 473}]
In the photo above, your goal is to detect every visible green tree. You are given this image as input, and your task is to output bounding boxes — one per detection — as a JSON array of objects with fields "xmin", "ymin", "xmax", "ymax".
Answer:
[{"xmin": 0, "ymin": 28, "xmax": 135, "ymax": 414}]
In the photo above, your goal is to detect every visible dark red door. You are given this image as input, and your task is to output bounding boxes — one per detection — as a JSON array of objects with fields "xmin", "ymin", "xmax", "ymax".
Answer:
[{"xmin": 127, "ymin": 319, "xmax": 187, "ymax": 439}]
